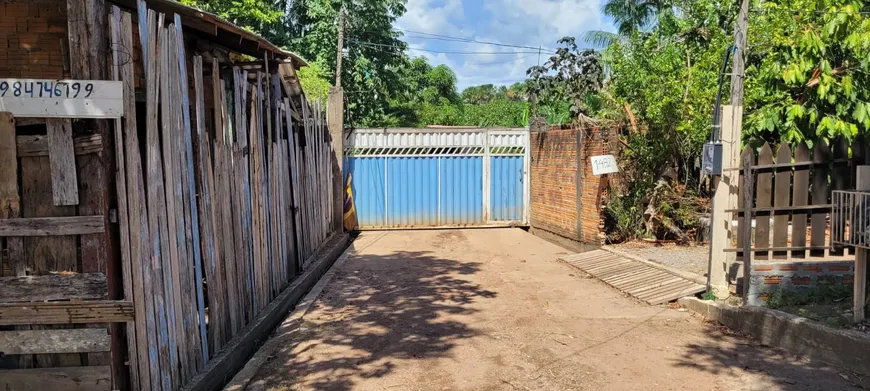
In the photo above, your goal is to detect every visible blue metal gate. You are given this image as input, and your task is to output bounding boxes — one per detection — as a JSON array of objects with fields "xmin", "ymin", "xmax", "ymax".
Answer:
[{"xmin": 345, "ymin": 128, "xmax": 529, "ymax": 228}]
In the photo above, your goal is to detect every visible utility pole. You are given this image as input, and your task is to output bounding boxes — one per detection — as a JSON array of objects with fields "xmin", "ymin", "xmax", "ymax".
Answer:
[
  {"xmin": 335, "ymin": 5, "xmax": 346, "ymax": 88},
  {"xmin": 328, "ymin": 4, "xmax": 347, "ymax": 231},
  {"xmin": 708, "ymin": 0, "xmax": 751, "ymax": 299}
]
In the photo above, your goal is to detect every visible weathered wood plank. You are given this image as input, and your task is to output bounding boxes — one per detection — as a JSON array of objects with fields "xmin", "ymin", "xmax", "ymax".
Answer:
[
  {"xmin": 0, "ymin": 328, "xmax": 110, "ymax": 354},
  {"xmin": 0, "ymin": 112, "xmax": 25, "ymax": 277},
  {"xmin": 0, "ymin": 216, "xmax": 105, "ymax": 236},
  {"xmin": 16, "ymin": 134, "xmax": 102, "ymax": 157},
  {"xmin": 158, "ymin": 23, "xmax": 185, "ymax": 387},
  {"xmin": 0, "ymin": 366, "xmax": 111, "ymax": 391},
  {"xmin": 132, "ymin": 4, "xmax": 159, "ymax": 390},
  {"xmin": 810, "ymin": 142, "xmax": 831, "ymax": 257},
  {"xmin": 791, "ymin": 143, "xmax": 810, "ymax": 258},
  {"xmin": 143, "ymin": 8, "xmax": 174, "ymax": 391},
  {"xmin": 22, "ymin": 151, "xmax": 79, "ymax": 272},
  {"xmin": 772, "ymin": 144, "xmax": 792, "ymax": 259},
  {"xmin": 0, "ymin": 273, "xmax": 107, "ymax": 303},
  {"xmin": 175, "ymin": 17, "xmax": 209, "ymax": 372},
  {"xmin": 754, "ymin": 143, "xmax": 773, "ymax": 260},
  {"xmin": 109, "ymin": 7, "xmax": 141, "ymax": 389},
  {"xmin": 0, "ymin": 301, "xmax": 133, "ymax": 325},
  {"xmin": 45, "ymin": 119, "xmax": 79, "ymax": 206}
]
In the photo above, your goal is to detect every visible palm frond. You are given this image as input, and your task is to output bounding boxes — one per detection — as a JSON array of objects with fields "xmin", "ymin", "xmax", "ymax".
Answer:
[{"xmin": 582, "ymin": 30, "xmax": 621, "ymax": 48}]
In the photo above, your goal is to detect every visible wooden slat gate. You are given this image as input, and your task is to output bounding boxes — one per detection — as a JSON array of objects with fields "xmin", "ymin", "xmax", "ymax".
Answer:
[{"xmin": 728, "ymin": 137, "xmax": 869, "ymax": 260}]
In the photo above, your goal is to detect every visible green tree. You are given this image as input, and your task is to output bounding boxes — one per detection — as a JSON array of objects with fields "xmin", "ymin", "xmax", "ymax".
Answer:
[
  {"xmin": 743, "ymin": 0, "xmax": 870, "ymax": 144},
  {"xmin": 526, "ymin": 37, "xmax": 605, "ymax": 123}
]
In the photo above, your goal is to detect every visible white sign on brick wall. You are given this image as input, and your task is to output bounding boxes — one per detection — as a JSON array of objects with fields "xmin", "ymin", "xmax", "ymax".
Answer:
[
  {"xmin": 590, "ymin": 154, "xmax": 618, "ymax": 175},
  {"xmin": 0, "ymin": 79, "xmax": 123, "ymax": 118}
]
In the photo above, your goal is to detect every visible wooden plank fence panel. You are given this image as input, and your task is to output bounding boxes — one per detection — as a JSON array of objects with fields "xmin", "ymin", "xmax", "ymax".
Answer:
[
  {"xmin": 0, "ymin": 273, "xmax": 107, "ymax": 303},
  {"xmin": 792, "ymin": 143, "xmax": 810, "ymax": 258},
  {"xmin": 0, "ymin": 329, "xmax": 110, "ymax": 355},
  {"xmin": 811, "ymin": 141, "xmax": 831, "ymax": 257},
  {"xmin": 736, "ymin": 159, "xmax": 744, "ymax": 261},
  {"xmin": 0, "ymin": 366, "xmax": 112, "ymax": 391},
  {"xmin": 772, "ymin": 144, "xmax": 792, "ymax": 259},
  {"xmin": 754, "ymin": 143, "xmax": 773, "ymax": 260},
  {"xmin": 17, "ymin": 134, "xmax": 103, "ymax": 157},
  {"xmin": 0, "ymin": 216, "xmax": 104, "ymax": 237}
]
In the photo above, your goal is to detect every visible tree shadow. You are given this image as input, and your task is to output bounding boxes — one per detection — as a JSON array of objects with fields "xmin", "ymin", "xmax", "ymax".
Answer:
[
  {"xmin": 670, "ymin": 322, "xmax": 864, "ymax": 390},
  {"xmin": 252, "ymin": 249, "xmax": 497, "ymax": 390}
]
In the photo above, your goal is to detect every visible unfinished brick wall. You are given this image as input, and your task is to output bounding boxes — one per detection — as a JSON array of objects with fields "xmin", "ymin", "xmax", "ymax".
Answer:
[
  {"xmin": 530, "ymin": 126, "xmax": 613, "ymax": 243},
  {"xmin": 0, "ymin": 1, "xmax": 68, "ymax": 79},
  {"xmin": 530, "ymin": 129, "xmax": 579, "ymax": 238}
]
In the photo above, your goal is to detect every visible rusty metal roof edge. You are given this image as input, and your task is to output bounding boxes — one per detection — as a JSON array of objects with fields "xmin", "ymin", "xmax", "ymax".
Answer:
[{"xmin": 135, "ymin": 0, "xmax": 308, "ymax": 67}]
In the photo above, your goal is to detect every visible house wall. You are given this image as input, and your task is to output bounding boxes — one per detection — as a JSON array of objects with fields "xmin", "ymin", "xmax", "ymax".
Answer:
[{"xmin": 0, "ymin": 1, "xmax": 68, "ymax": 79}]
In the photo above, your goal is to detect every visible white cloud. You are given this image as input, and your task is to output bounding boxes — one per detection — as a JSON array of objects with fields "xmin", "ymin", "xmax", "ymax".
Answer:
[{"xmin": 395, "ymin": 0, "xmax": 613, "ymax": 90}]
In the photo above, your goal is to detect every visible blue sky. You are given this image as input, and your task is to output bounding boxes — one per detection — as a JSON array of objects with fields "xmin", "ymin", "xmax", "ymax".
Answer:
[{"xmin": 395, "ymin": 0, "xmax": 615, "ymax": 91}]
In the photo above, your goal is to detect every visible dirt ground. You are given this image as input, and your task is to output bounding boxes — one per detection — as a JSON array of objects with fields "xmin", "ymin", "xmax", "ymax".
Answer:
[{"xmin": 247, "ymin": 229, "xmax": 859, "ymax": 391}]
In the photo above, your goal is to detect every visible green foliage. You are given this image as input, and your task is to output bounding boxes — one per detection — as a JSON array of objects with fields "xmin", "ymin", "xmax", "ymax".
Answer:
[
  {"xmin": 297, "ymin": 62, "xmax": 332, "ymax": 103},
  {"xmin": 744, "ymin": 0, "xmax": 870, "ymax": 145},
  {"xmin": 527, "ymin": 37, "xmax": 605, "ymax": 122}
]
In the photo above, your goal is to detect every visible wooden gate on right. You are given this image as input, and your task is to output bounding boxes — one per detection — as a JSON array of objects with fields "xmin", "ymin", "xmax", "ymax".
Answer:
[{"xmin": 728, "ymin": 137, "xmax": 868, "ymax": 260}]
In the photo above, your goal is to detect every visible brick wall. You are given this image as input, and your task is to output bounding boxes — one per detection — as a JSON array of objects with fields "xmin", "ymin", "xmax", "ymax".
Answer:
[
  {"xmin": 530, "ymin": 126, "xmax": 613, "ymax": 243},
  {"xmin": 748, "ymin": 260, "xmax": 855, "ymax": 305},
  {"xmin": 0, "ymin": 1, "xmax": 68, "ymax": 79}
]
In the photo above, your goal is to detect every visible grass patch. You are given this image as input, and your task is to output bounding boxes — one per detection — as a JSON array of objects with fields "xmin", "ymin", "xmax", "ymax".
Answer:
[{"xmin": 764, "ymin": 281, "xmax": 852, "ymax": 328}]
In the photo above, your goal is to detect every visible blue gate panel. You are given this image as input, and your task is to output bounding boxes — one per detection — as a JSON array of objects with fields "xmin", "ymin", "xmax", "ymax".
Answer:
[
  {"xmin": 440, "ymin": 157, "xmax": 484, "ymax": 225},
  {"xmin": 386, "ymin": 157, "xmax": 439, "ymax": 227},
  {"xmin": 490, "ymin": 156, "xmax": 524, "ymax": 221},
  {"xmin": 348, "ymin": 157, "xmax": 386, "ymax": 227}
]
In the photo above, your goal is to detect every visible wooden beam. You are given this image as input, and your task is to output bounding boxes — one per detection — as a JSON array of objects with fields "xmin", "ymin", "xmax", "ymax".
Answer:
[
  {"xmin": 0, "ymin": 216, "xmax": 105, "ymax": 236},
  {"xmin": 16, "ymin": 134, "xmax": 102, "ymax": 157},
  {"xmin": 0, "ymin": 112, "xmax": 25, "ymax": 277},
  {"xmin": 46, "ymin": 119, "xmax": 80, "ymax": 206},
  {"xmin": 0, "ymin": 328, "xmax": 110, "ymax": 354},
  {"xmin": 0, "ymin": 301, "xmax": 133, "ymax": 325},
  {"xmin": 0, "ymin": 366, "xmax": 111, "ymax": 391},
  {"xmin": 0, "ymin": 273, "xmax": 108, "ymax": 303}
]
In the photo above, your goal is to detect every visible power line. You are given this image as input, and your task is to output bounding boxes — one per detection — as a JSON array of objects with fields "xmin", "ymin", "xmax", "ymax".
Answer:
[
  {"xmin": 349, "ymin": 39, "xmax": 540, "ymax": 55},
  {"xmin": 749, "ymin": 7, "xmax": 870, "ymax": 15},
  {"xmin": 397, "ymin": 30, "xmax": 558, "ymax": 54}
]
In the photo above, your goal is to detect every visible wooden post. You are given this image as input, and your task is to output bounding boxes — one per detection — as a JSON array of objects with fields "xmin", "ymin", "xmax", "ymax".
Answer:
[
  {"xmin": 742, "ymin": 148, "xmax": 754, "ymax": 304},
  {"xmin": 854, "ymin": 166, "xmax": 870, "ymax": 322},
  {"xmin": 708, "ymin": 105, "xmax": 741, "ymax": 297}
]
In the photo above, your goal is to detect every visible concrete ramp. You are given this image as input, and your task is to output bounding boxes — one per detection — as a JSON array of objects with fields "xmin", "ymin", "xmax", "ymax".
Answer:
[{"xmin": 560, "ymin": 250, "xmax": 705, "ymax": 305}]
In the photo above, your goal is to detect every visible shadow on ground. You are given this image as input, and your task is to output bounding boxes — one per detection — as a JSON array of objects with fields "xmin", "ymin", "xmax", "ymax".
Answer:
[
  {"xmin": 671, "ymin": 322, "xmax": 864, "ymax": 390},
  {"xmin": 254, "ymin": 250, "xmax": 496, "ymax": 390}
]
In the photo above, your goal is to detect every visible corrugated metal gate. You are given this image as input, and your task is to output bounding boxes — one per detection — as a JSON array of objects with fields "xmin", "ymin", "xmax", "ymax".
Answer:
[{"xmin": 345, "ymin": 128, "xmax": 530, "ymax": 228}]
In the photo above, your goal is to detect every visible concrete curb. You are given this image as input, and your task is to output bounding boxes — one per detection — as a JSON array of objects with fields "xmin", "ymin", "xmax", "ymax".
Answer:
[
  {"xmin": 182, "ymin": 232, "xmax": 350, "ymax": 391},
  {"xmin": 679, "ymin": 297, "xmax": 870, "ymax": 382},
  {"xmin": 223, "ymin": 240, "xmax": 356, "ymax": 391}
]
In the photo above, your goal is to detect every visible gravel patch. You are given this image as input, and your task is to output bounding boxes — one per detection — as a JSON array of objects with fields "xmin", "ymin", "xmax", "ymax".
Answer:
[{"xmin": 609, "ymin": 241, "xmax": 709, "ymax": 277}]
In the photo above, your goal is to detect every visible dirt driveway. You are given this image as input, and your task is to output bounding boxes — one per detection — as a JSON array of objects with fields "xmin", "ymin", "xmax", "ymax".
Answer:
[{"xmin": 247, "ymin": 229, "xmax": 856, "ymax": 391}]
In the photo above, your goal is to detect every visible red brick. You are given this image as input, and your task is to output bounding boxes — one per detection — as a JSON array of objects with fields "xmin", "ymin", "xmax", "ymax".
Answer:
[
  {"xmin": 802, "ymin": 265, "xmax": 823, "ymax": 273},
  {"xmin": 843, "ymin": 277, "xmax": 854, "ymax": 285},
  {"xmin": 754, "ymin": 265, "xmax": 774, "ymax": 272},
  {"xmin": 778, "ymin": 264, "xmax": 798, "ymax": 271},
  {"xmin": 764, "ymin": 276, "xmax": 783, "ymax": 285},
  {"xmin": 828, "ymin": 265, "xmax": 851, "ymax": 272},
  {"xmin": 791, "ymin": 277, "xmax": 811, "ymax": 285}
]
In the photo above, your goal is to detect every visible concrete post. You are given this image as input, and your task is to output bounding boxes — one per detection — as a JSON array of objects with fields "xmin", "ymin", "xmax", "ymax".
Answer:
[
  {"xmin": 327, "ymin": 86, "xmax": 345, "ymax": 231},
  {"xmin": 708, "ymin": 105, "xmax": 742, "ymax": 297},
  {"xmin": 854, "ymin": 166, "xmax": 870, "ymax": 322}
]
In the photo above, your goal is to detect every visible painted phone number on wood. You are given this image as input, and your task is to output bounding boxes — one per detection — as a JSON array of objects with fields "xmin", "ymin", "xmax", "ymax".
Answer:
[{"xmin": 0, "ymin": 79, "xmax": 123, "ymax": 118}]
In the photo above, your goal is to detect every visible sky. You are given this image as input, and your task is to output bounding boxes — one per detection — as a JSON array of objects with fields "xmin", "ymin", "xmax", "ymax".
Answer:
[{"xmin": 394, "ymin": 0, "xmax": 615, "ymax": 91}]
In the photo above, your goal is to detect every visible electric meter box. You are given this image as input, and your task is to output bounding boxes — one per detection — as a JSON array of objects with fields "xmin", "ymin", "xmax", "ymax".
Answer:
[{"xmin": 702, "ymin": 141, "xmax": 723, "ymax": 176}]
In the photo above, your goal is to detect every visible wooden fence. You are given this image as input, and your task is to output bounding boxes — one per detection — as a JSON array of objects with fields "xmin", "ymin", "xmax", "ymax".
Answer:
[
  {"xmin": 729, "ymin": 137, "xmax": 868, "ymax": 260},
  {"xmin": 0, "ymin": 3, "xmax": 338, "ymax": 391}
]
